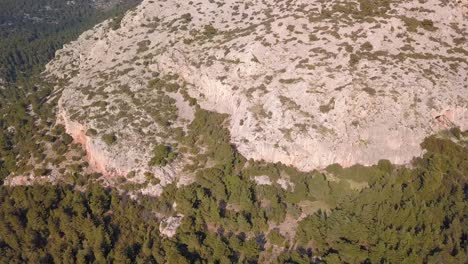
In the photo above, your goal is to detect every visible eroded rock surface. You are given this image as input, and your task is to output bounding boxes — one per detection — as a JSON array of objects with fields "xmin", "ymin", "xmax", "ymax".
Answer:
[{"xmin": 46, "ymin": 0, "xmax": 468, "ymax": 178}]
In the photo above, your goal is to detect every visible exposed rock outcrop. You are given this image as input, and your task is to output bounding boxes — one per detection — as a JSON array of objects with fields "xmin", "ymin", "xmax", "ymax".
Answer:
[
  {"xmin": 159, "ymin": 215, "xmax": 183, "ymax": 238},
  {"xmin": 46, "ymin": 0, "xmax": 468, "ymax": 177}
]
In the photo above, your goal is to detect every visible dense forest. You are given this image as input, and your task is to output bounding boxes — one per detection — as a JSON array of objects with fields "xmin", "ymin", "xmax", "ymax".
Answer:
[{"xmin": 0, "ymin": 0, "xmax": 466, "ymax": 263}]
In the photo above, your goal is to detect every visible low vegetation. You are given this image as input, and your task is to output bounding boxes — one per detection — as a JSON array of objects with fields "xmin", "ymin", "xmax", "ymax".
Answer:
[
  {"xmin": 149, "ymin": 144, "xmax": 177, "ymax": 166},
  {"xmin": 101, "ymin": 133, "xmax": 117, "ymax": 146}
]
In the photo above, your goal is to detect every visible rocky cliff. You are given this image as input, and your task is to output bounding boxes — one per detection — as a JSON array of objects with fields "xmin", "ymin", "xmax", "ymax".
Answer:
[{"xmin": 46, "ymin": 0, "xmax": 468, "ymax": 181}]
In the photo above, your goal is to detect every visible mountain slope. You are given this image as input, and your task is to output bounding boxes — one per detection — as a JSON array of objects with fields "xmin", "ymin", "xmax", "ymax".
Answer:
[{"xmin": 46, "ymin": 0, "xmax": 467, "ymax": 182}]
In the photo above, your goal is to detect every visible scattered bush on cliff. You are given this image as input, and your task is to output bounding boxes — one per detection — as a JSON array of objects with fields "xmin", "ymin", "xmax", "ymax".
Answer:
[
  {"xmin": 144, "ymin": 171, "xmax": 161, "ymax": 185},
  {"xmin": 401, "ymin": 16, "xmax": 437, "ymax": 32},
  {"xmin": 86, "ymin": 128, "xmax": 98, "ymax": 136},
  {"xmin": 149, "ymin": 144, "xmax": 177, "ymax": 166},
  {"xmin": 180, "ymin": 13, "xmax": 192, "ymax": 23},
  {"xmin": 203, "ymin": 24, "xmax": 218, "ymax": 37},
  {"xmin": 101, "ymin": 133, "xmax": 117, "ymax": 146},
  {"xmin": 62, "ymin": 133, "xmax": 74, "ymax": 145},
  {"xmin": 110, "ymin": 13, "xmax": 124, "ymax": 30}
]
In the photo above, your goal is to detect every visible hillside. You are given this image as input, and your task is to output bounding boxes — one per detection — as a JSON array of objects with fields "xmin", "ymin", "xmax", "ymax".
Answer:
[
  {"xmin": 0, "ymin": 0, "xmax": 142, "ymax": 185},
  {"xmin": 46, "ymin": 0, "xmax": 467, "ymax": 184},
  {"xmin": 0, "ymin": 0, "xmax": 466, "ymax": 263}
]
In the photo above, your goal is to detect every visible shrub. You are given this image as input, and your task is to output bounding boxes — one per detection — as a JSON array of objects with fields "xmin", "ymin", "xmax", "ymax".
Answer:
[
  {"xmin": 136, "ymin": 40, "xmax": 151, "ymax": 53},
  {"xmin": 268, "ymin": 229, "xmax": 286, "ymax": 246},
  {"xmin": 53, "ymin": 124, "xmax": 66, "ymax": 136},
  {"xmin": 319, "ymin": 98, "xmax": 335, "ymax": 113},
  {"xmin": 144, "ymin": 172, "xmax": 161, "ymax": 185},
  {"xmin": 148, "ymin": 78, "xmax": 161, "ymax": 89},
  {"xmin": 402, "ymin": 17, "xmax": 437, "ymax": 32},
  {"xmin": 110, "ymin": 14, "xmax": 124, "ymax": 30},
  {"xmin": 52, "ymin": 142, "xmax": 68, "ymax": 155},
  {"xmin": 102, "ymin": 133, "xmax": 117, "ymax": 146},
  {"xmin": 62, "ymin": 134, "xmax": 74, "ymax": 145},
  {"xmin": 361, "ymin": 41, "xmax": 373, "ymax": 51},
  {"xmin": 149, "ymin": 144, "xmax": 177, "ymax": 166},
  {"xmin": 421, "ymin": 19, "xmax": 436, "ymax": 31},
  {"xmin": 450, "ymin": 127, "xmax": 462, "ymax": 139},
  {"xmin": 86, "ymin": 128, "xmax": 98, "ymax": 136},
  {"xmin": 203, "ymin": 25, "xmax": 218, "ymax": 37},
  {"xmin": 349, "ymin": 53, "xmax": 360, "ymax": 66},
  {"xmin": 181, "ymin": 13, "xmax": 192, "ymax": 23},
  {"xmin": 362, "ymin": 87, "xmax": 376, "ymax": 96},
  {"xmin": 33, "ymin": 168, "xmax": 47, "ymax": 177}
]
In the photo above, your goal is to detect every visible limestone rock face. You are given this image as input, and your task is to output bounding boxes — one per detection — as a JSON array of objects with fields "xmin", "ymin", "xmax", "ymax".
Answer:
[{"xmin": 46, "ymin": 0, "xmax": 468, "ymax": 177}]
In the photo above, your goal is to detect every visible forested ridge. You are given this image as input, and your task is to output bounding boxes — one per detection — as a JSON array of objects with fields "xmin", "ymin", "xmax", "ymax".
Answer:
[{"xmin": 0, "ymin": 0, "xmax": 466, "ymax": 263}]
